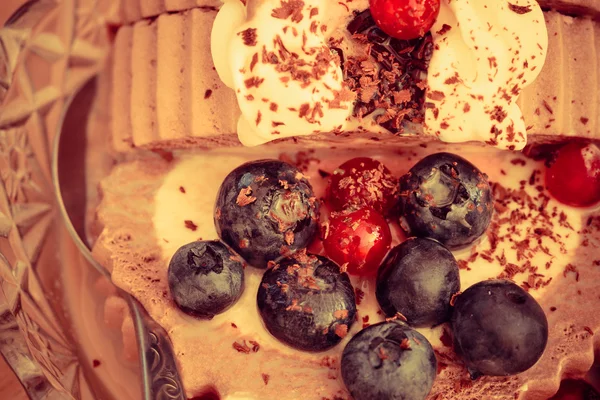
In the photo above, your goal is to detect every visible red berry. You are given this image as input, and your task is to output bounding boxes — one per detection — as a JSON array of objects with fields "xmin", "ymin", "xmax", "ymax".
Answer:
[
  {"xmin": 545, "ymin": 142, "xmax": 600, "ymax": 207},
  {"xmin": 323, "ymin": 208, "xmax": 392, "ymax": 276},
  {"xmin": 369, "ymin": 0, "xmax": 440, "ymax": 40},
  {"xmin": 549, "ymin": 379, "xmax": 599, "ymax": 400},
  {"xmin": 327, "ymin": 157, "xmax": 398, "ymax": 216}
]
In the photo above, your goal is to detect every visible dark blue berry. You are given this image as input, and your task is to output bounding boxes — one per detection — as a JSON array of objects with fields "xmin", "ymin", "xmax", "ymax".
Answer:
[
  {"xmin": 451, "ymin": 279, "xmax": 548, "ymax": 378},
  {"xmin": 168, "ymin": 240, "xmax": 244, "ymax": 319},
  {"xmin": 341, "ymin": 321, "xmax": 436, "ymax": 400},
  {"xmin": 399, "ymin": 152, "xmax": 493, "ymax": 249},
  {"xmin": 215, "ymin": 160, "xmax": 319, "ymax": 268},
  {"xmin": 376, "ymin": 237, "xmax": 460, "ymax": 327},
  {"xmin": 256, "ymin": 252, "xmax": 356, "ymax": 351}
]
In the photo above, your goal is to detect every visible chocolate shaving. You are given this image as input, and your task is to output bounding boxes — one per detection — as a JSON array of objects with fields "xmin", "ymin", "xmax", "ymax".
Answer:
[
  {"xmin": 244, "ymin": 76, "xmax": 265, "ymax": 89},
  {"xmin": 232, "ymin": 341, "xmax": 252, "ymax": 354},
  {"xmin": 436, "ymin": 24, "xmax": 452, "ymax": 36},
  {"xmin": 334, "ymin": 324, "xmax": 348, "ymax": 338},
  {"xmin": 262, "ymin": 373, "xmax": 270, "ymax": 385},
  {"xmin": 272, "ymin": 0, "xmax": 305, "ymax": 23},
  {"xmin": 249, "ymin": 340, "xmax": 260, "ymax": 352},
  {"xmin": 508, "ymin": 2, "xmax": 532, "ymax": 14},
  {"xmin": 184, "ymin": 220, "xmax": 198, "ymax": 231},
  {"xmin": 236, "ymin": 187, "xmax": 257, "ymax": 206},
  {"xmin": 239, "ymin": 28, "xmax": 257, "ymax": 46}
]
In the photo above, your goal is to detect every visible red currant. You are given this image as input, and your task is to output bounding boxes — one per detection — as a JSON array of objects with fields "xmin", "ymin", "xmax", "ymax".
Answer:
[
  {"xmin": 369, "ymin": 0, "xmax": 440, "ymax": 40},
  {"xmin": 545, "ymin": 142, "xmax": 600, "ymax": 207},
  {"xmin": 549, "ymin": 379, "xmax": 599, "ymax": 400},
  {"xmin": 327, "ymin": 157, "xmax": 398, "ymax": 216},
  {"xmin": 323, "ymin": 208, "xmax": 392, "ymax": 276}
]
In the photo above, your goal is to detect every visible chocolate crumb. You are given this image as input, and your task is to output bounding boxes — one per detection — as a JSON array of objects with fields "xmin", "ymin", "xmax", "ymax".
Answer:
[
  {"xmin": 93, "ymin": 360, "xmax": 101, "ymax": 368},
  {"xmin": 262, "ymin": 373, "xmax": 270, "ymax": 385},
  {"xmin": 362, "ymin": 315, "xmax": 370, "ymax": 328},
  {"xmin": 550, "ymin": 307, "xmax": 557, "ymax": 312},
  {"xmin": 580, "ymin": 117, "xmax": 589, "ymax": 125},
  {"xmin": 231, "ymin": 323, "xmax": 238, "ymax": 328},
  {"xmin": 204, "ymin": 89, "xmax": 213, "ymax": 99},
  {"xmin": 184, "ymin": 220, "xmax": 198, "ymax": 231},
  {"xmin": 179, "ymin": 186, "xmax": 186, "ymax": 193}
]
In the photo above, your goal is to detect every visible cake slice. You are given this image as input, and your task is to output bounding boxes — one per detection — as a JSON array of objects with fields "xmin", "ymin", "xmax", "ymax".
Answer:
[
  {"xmin": 90, "ymin": 145, "xmax": 600, "ymax": 400},
  {"xmin": 108, "ymin": 8, "xmax": 599, "ymax": 152}
]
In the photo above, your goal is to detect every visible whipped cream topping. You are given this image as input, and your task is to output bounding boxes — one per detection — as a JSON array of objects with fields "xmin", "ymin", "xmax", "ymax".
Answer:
[
  {"xmin": 212, "ymin": 0, "xmax": 548, "ymax": 149},
  {"xmin": 212, "ymin": 0, "xmax": 354, "ymax": 146},
  {"xmin": 426, "ymin": 0, "xmax": 548, "ymax": 150}
]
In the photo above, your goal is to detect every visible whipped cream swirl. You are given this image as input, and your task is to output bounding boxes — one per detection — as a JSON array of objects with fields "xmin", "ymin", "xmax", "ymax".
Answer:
[
  {"xmin": 425, "ymin": 0, "xmax": 548, "ymax": 150},
  {"xmin": 212, "ymin": 0, "xmax": 354, "ymax": 146},
  {"xmin": 213, "ymin": 0, "xmax": 548, "ymax": 149}
]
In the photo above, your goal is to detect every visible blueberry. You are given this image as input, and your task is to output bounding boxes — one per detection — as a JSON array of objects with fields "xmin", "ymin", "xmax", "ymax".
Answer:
[
  {"xmin": 341, "ymin": 321, "xmax": 436, "ymax": 400},
  {"xmin": 399, "ymin": 152, "xmax": 493, "ymax": 249},
  {"xmin": 215, "ymin": 160, "xmax": 319, "ymax": 268},
  {"xmin": 256, "ymin": 252, "xmax": 356, "ymax": 351},
  {"xmin": 168, "ymin": 240, "xmax": 244, "ymax": 319},
  {"xmin": 451, "ymin": 279, "xmax": 548, "ymax": 378},
  {"xmin": 376, "ymin": 237, "xmax": 460, "ymax": 327}
]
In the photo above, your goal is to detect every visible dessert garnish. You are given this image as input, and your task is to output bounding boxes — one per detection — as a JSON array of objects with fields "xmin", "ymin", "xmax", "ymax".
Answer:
[
  {"xmin": 326, "ymin": 157, "xmax": 399, "ymax": 216},
  {"xmin": 322, "ymin": 207, "xmax": 392, "ymax": 276},
  {"xmin": 545, "ymin": 142, "xmax": 600, "ymax": 207},
  {"xmin": 376, "ymin": 237, "xmax": 460, "ymax": 327},
  {"xmin": 344, "ymin": 11, "xmax": 433, "ymax": 134},
  {"xmin": 451, "ymin": 279, "xmax": 548, "ymax": 379},
  {"xmin": 214, "ymin": 160, "xmax": 319, "ymax": 268},
  {"xmin": 168, "ymin": 240, "xmax": 245, "ymax": 319},
  {"xmin": 399, "ymin": 152, "xmax": 494, "ymax": 249},
  {"xmin": 369, "ymin": 0, "xmax": 441, "ymax": 40},
  {"xmin": 257, "ymin": 252, "xmax": 356, "ymax": 351},
  {"xmin": 212, "ymin": 0, "xmax": 548, "ymax": 148},
  {"xmin": 341, "ymin": 320, "xmax": 437, "ymax": 400},
  {"xmin": 425, "ymin": 0, "xmax": 548, "ymax": 149}
]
